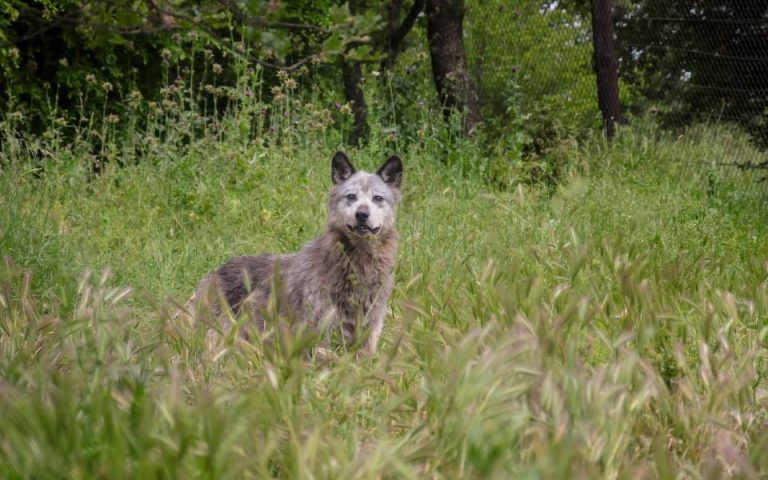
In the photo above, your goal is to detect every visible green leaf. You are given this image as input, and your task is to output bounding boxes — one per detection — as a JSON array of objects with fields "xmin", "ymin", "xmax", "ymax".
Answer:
[
  {"xmin": 321, "ymin": 33, "xmax": 344, "ymax": 55},
  {"xmin": 346, "ymin": 45, "xmax": 383, "ymax": 62},
  {"xmin": 327, "ymin": 3, "xmax": 351, "ymax": 24}
]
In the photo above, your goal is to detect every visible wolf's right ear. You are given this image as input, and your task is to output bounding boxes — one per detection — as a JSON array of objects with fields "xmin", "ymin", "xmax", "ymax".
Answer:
[{"xmin": 331, "ymin": 151, "xmax": 356, "ymax": 185}]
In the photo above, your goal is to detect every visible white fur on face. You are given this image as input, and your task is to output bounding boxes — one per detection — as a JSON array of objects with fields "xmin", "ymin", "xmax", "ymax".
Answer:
[{"xmin": 329, "ymin": 172, "xmax": 398, "ymax": 237}]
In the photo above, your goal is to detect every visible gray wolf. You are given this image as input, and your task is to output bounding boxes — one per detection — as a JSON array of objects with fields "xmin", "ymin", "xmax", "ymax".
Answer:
[{"xmin": 186, "ymin": 151, "xmax": 403, "ymax": 354}]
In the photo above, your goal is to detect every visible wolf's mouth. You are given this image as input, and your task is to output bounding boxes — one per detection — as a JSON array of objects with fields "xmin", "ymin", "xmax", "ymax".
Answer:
[{"xmin": 348, "ymin": 224, "xmax": 381, "ymax": 235}]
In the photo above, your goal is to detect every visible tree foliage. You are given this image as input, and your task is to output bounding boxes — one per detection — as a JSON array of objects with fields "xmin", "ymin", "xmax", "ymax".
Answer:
[{"xmin": 0, "ymin": 0, "xmax": 382, "ymax": 130}]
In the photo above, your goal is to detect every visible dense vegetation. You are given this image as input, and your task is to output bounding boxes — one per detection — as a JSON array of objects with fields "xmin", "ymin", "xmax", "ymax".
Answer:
[{"xmin": 2, "ymin": 1, "xmax": 768, "ymax": 478}]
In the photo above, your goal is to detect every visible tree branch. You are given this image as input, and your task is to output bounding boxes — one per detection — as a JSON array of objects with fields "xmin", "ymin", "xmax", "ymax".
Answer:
[
  {"xmin": 388, "ymin": 0, "xmax": 425, "ymax": 52},
  {"xmin": 215, "ymin": 0, "xmax": 328, "ymax": 32},
  {"xmin": 171, "ymin": 17, "xmax": 320, "ymax": 71}
]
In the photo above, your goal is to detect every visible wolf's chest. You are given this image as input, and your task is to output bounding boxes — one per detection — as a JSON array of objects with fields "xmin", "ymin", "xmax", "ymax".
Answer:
[{"xmin": 327, "ymin": 259, "xmax": 388, "ymax": 319}]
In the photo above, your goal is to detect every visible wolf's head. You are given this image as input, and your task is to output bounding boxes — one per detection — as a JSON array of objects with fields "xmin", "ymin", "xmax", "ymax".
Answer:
[{"xmin": 328, "ymin": 151, "xmax": 403, "ymax": 241}]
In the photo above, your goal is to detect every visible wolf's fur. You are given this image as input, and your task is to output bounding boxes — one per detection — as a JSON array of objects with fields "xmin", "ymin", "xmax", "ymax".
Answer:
[{"xmin": 187, "ymin": 151, "xmax": 403, "ymax": 353}]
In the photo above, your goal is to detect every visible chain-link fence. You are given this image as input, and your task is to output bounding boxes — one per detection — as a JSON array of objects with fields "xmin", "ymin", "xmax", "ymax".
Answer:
[
  {"xmin": 616, "ymin": 0, "xmax": 768, "ymax": 187},
  {"xmin": 464, "ymin": 0, "xmax": 768, "ymax": 186},
  {"xmin": 464, "ymin": 1, "xmax": 599, "ymax": 155}
]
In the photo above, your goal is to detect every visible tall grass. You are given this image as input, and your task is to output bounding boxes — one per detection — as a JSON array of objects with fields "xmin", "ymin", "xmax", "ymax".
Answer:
[{"xmin": 1, "ymin": 59, "xmax": 768, "ymax": 478}]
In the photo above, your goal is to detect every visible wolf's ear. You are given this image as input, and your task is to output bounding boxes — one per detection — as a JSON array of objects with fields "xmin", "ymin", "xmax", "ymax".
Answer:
[
  {"xmin": 376, "ymin": 155, "xmax": 403, "ymax": 189},
  {"xmin": 331, "ymin": 151, "xmax": 356, "ymax": 185}
]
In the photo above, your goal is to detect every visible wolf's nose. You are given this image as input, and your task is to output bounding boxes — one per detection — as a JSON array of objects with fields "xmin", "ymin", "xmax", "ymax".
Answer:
[{"xmin": 356, "ymin": 210, "xmax": 369, "ymax": 222}]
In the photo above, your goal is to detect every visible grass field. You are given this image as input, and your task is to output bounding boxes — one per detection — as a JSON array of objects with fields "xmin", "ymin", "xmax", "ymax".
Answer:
[{"xmin": 1, "ymin": 118, "xmax": 768, "ymax": 478}]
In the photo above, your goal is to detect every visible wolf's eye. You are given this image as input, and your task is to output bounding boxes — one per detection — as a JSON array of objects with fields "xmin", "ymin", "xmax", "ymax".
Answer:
[
  {"xmin": 373, "ymin": 195, "xmax": 384, "ymax": 203},
  {"xmin": 346, "ymin": 193, "xmax": 357, "ymax": 201}
]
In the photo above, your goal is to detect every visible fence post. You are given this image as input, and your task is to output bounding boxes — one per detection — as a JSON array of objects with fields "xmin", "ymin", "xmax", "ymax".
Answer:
[{"xmin": 591, "ymin": 0, "xmax": 621, "ymax": 139}]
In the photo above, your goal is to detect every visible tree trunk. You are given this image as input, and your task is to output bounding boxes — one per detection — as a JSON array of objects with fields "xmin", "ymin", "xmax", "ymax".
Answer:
[
  {"xmin": 591, "ymin": 0, "xmax": 621, "ymax": 139},
  {"xmin": 340, "ymin": 0, "xmax": 369, "ymax": 146},
  {"xmin": 425, "ymin": 0, "xmax": 481, "ymax": 130},
  {"xmin": 341, "ymin": 59, "xmax": 369, "ymax": 146},
  {"xmin": 385, "ymin": 0, "xmax": 404, "ymax": 67}
]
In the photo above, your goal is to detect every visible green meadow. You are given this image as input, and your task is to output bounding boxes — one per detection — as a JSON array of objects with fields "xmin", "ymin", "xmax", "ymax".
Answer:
[{"xmin": 2, "ymin": 106, "xmax": 767, "ymax": 478}]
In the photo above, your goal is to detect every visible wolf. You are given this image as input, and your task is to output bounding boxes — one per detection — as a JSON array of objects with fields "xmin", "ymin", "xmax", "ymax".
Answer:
[{"xmin": 186, "ymin": 151, "xmax": 403, "ymax": 354}]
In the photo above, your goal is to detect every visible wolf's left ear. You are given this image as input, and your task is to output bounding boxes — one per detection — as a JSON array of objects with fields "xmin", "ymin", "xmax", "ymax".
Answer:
[
  {"xmin": 332, "ymin": 151, "xmax": 356, "ymax": 185},
  {"xmin": 377, "ymin": 155, "xmax": 403, "ymax": 189}
]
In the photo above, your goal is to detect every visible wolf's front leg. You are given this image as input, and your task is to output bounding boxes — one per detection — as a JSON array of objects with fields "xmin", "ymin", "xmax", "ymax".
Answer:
[{"xmin": 362, "ymin": 301, "xmax": 388, "ymax": 354}]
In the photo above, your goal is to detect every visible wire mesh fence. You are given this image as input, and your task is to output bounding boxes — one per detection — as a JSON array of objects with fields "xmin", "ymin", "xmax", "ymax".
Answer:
[
  {"xmin": 464, "ymin": 1, "xmax": 600, "ymax": 153},
  {"xmin": 615, "ymin": 0, "xmax": 768, "ymax": 186},
  {"xmin": 463, "ymin": 0, "xmax": 768, "ymax": 187}
]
